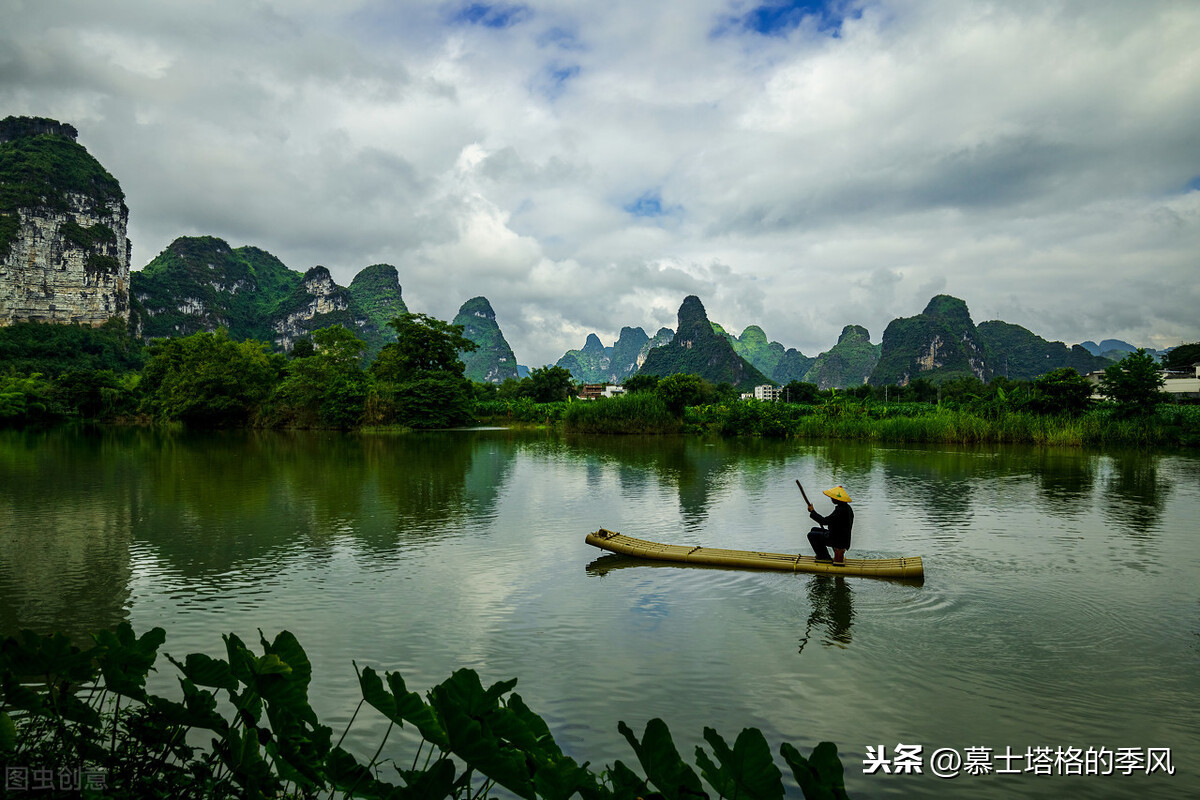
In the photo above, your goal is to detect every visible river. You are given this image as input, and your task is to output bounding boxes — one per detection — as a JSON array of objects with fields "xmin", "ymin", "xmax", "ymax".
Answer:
[{"xmin": 0, "ymin": 427, "xmax": 1196, "ymax": 798}]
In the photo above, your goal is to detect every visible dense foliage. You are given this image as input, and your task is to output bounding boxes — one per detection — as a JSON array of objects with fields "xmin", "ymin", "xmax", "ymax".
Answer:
[
  {"xmin": 0, "ymin": 624, "xmax": 849, "ymax": 800},
  {"xmin": 1, "ymin": 318, "xmax": 1196, "ymax": 446},
  {"xmin": 1163, "ymin": 342, "xmax": 1200, "ymax": 371},
  {"xmin": 368, "ymin": 314, "xmax": 478, "ymax": 428},
  {"xmin": 0, "ymin": 319, "xmax": 145, "ymax": 377},
  {"xmin": 1099, "ymin": 349, "xmax": 1167, "ymax": 417},
  {"xmin": 140, "ymin": 330, "xmax": 285, "ymax": 427}
]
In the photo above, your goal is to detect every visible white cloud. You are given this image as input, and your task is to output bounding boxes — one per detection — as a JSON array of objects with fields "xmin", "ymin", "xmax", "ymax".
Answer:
[{"xmin": 2, "ymin": 0, "xmax": 1198, "ymax": 365}]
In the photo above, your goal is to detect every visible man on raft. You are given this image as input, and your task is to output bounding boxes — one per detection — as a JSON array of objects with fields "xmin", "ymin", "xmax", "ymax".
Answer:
[{"xmin": 806, "ymin": 485, "xmax": 854, "ymax": 565}]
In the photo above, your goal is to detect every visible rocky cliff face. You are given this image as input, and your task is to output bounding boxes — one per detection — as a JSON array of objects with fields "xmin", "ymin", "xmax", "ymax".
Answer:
[
  {"xmin": 452, "ymin": 296, "xmax": 519, "ymax": 384},
  {"xmin": 870, "ymin": 295, "xmax": 991, "ymax": 386},
  {"xmin": 0, "ymin": 117, "xmax": 130, "ymax": 326},
  {"xmin": 272, "ymin": 266, "xmax": 366, "ymax": 352}
]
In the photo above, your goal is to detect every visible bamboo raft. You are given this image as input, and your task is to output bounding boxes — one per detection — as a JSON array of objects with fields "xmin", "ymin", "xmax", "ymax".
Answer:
[{"xmin": 585, "ymin": 529, "xmax": 924, "ymax": 580}]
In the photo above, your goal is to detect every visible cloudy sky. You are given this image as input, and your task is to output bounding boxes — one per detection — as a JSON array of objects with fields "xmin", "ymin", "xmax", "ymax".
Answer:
[{"xmin": 3, "ymin": 0, "xmax": 1198, "ymax": 366}]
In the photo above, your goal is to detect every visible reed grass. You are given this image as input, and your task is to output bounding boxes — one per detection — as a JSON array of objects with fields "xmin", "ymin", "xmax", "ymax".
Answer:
[{"xmin": 562, "ymin": 392, "xmax": 682, "ymax": 434}]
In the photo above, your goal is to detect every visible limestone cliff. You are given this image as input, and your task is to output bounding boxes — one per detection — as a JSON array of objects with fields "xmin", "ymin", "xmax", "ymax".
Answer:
[
  {"xmin": 0, "ymin": 116, "xmax": 130, "ymax": 326},
  {"xmin": 273, "ymin": 266, "xmax": 368, "ymax": 352},
  {"xmin": 870, "ymin": 295, "xmax": 990, "ymax": 386}
]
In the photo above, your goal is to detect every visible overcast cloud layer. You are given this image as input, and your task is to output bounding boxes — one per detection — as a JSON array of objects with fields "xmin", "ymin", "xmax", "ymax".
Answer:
[{"xmin": 3, "ymin": 0, "xmax": 1198, "ymax": 366}]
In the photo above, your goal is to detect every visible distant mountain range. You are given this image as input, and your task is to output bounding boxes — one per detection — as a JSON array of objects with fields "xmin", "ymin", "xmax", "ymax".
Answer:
[
  {"xmin": 5, "ymin": 117, "xmax": 1169, "ymax": 392},
  {"xmin": 126, "ymin": 239, "xmax": 1127, "ymax": 391}
]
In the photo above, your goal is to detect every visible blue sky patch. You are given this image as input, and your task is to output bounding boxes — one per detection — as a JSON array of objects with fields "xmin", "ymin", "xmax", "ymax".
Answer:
[
  {"xmin": 532, "ymin": 62, "xmax": 580, "ymax": 101},
  {"xmin": 1185, "ymin": 175, "xmax": 1200, "ymax": 193},
  {"xmin": 624, "ymin": 189, "xmax": 679, "ymax": 218},
  {"xmin": 453, "ymin": 3, "xmax": 531, "ymax": 29},
  {"xmin": 729, "ymin": 0, "xmax": 857, "ymax": 37}
]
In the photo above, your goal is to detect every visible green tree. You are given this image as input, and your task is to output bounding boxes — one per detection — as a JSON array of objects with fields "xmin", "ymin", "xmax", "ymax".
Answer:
[
  {"xmin": 371, "ymin": 313, "xmax": 477, "ymax": 383},
  {"xmin": 782, "ymin": 381, "xmax": 820, "ymax": 404},
  {"xmin": 368, "ymin": 314, "xmax": 477, "ymax": 428},
  {"xmin": 140, "ymin": 330, "xmax": 284, "ymax": 426},
  {"xmin": 0, "ymin": 373, "xmax": 60, "ymax": 427},
  {"xmin": 621, "ymin": 374, "xmax": 661, "ymax": 394},
  {"xmin": 1099, "ymin": 349, "xmax": 1166, "ymax": 417},
  {"xmin": 656, "ymin": 373, "xmax": 714, "ymax": 416},
  {"xmin": 53, "ymin": 369, "xmax": 137, "ymax": 419},
  {"xmin": 522, "ymin": 365, "xmax": 575, "ymax": 403},
  {"xmin": 267, "ymin": 325, "xmax": 367, "ymax": 428},
  {"xmin": 1163, "ymin": 342, "xmax": 1200, "ymax": 371},
  {"xmin": 1028, "ymin": 367, "xmax": 1093, "ymax": 416}
]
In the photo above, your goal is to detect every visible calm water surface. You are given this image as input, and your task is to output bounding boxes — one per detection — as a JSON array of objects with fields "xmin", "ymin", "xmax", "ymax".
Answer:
[{"xmin": 0, "ymin": 428, "xmax": 1197, "ymax": 799}]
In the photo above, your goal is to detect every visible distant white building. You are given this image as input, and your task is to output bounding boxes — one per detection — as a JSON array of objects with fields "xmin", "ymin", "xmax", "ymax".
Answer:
[
  {"xmin": 753, "ymin": 384, "xmax": 783, "ymax": 402},
  {"xmin": 1162, "ymin": 364, "xmax": 1200, "ymax": 400}
]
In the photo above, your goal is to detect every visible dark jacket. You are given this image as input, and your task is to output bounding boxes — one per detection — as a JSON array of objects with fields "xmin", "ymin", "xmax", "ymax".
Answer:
[{"xmin": 810, "ymin": 502, "xmax": 853, "ymax": 550}]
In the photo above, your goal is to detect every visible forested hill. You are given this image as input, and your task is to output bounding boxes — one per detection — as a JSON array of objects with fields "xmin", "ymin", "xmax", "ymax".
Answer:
[
  {"xmin": 130, "ymin": 236, "xmax": 407, "ymax": 355},
  {"xmin": 976, "ymin": 320, "xmax": 1111, "ymax": 380},
  {"xmin": 452, "ymin": 296, "xmax": 519, "ymax": 384},
  {"xmin": 806, "ymin": 325, "xmax": 881, "ymax": 389},
  {"xmin": 870, "ymin": 294, "xmax": 1117, "ymax": 386},
  {"xmin": 638, "ymin": 296, "xmax": 770, "ymax": 390}
]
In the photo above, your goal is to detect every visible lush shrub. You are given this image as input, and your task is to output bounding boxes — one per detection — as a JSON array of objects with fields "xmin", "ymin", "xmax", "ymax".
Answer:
[
  {"xmin": 0, "ymin": 624, "xmax": 848, "ymax": 800},
  {"xmin": 140, "ymin": 330, "xmax": 284, "ymax": 426}
]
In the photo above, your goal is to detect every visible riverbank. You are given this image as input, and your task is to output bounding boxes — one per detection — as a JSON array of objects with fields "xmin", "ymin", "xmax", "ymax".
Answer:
[{"xmin": 471, "ymin": 394, "xmax": 1200, "ymax": 448}]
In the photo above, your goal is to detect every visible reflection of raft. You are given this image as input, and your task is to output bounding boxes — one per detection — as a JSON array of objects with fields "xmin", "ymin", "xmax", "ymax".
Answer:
[{"xmin": 586, "ymin": 529, "xmax": 924, "ymax": 580}]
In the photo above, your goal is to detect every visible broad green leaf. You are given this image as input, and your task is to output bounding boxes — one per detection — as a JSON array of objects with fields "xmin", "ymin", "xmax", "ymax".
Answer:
[
  {"xmin": 357, "ymin": 665, "xmax": 448, "ymax": 749},
  {"xmin": 429, "ymin": 675, "xmax": 536, "ymax": 799},
  {"xmin": 94, "ymin": 623, "xmax": 166, "ymax": 700},
  {"xmin": 605, "ymin": 760, "xmax": 651, "ymax": 800},
  {"xmin": 0, "ymin": 710, "xmax": 15, "ymax": 752},
  {"xmin": 253, "ymin": 653, "xmax": 292, "ymax": 676},
  {"xmin": 617, "ymin": 719, "xmax": 706, "ymax": 800},
  {"xmin": 532, "ymin": 753, "xmax": 600, "ymax": 800},
  {"xmin": 780, "ymin": 741, "xmax": 849, "ymax": 800},
  {"xmin": 326, "ymin": 746, "xmax": 401, "ymax": 799},
  {"xmin": 694, "ymin": 727, "xmax": 782, "ymax": 800},
  {"xmin": 169, "ymin": 652, "xmax": 238, "ymax": 693},
  {"xmin": 396, "ymin": 757, "xmax": 461, "ymax": 800}
]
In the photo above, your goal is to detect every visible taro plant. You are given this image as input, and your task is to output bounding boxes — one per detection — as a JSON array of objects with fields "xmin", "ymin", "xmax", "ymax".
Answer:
[{"xmin": 1, "ymin": 623, "xmax": 849, "ymax": 799}]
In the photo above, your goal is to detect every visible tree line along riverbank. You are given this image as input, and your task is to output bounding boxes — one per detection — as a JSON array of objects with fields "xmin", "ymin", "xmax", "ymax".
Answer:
[{"xmin": 1, "ymin": 317, "xmax": 1196, "ymax": 448}]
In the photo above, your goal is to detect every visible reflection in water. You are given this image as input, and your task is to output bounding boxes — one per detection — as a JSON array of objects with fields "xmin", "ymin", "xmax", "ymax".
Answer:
[
  {"xmin": 561, "ymin": 435, "xmax": 797, "ymax": 530},
  {"xmin": 0, "ymin": 428, "xmax": 517, "ymax": 637},
  {"xmin": 797, "ymin": 574, "xmax": 854, "ymax": 654},
  {"xmin": 1033, "ymin": 449, "xmax": 1096, "ymax": 513},
  {"xmin": 1102, "ymin": 450, "xmax": 1169, "ymax": 537},
  {"xmin": 880, "ymin": 446, "xmax": 979, "ymax": 532}
]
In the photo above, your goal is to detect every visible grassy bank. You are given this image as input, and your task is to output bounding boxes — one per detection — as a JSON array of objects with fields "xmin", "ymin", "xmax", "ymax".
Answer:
[{"xmin": 524, "ymin": 395, "xmax": 1200, "ymax": 447}]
